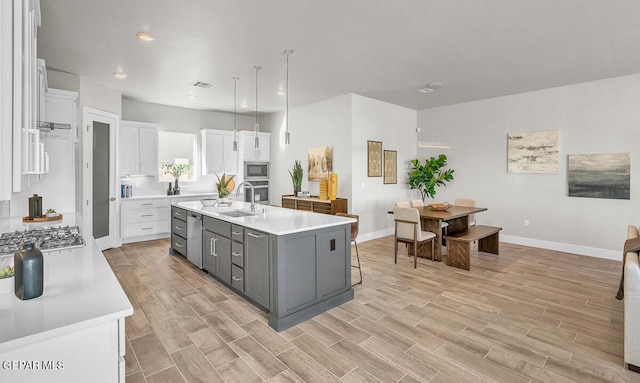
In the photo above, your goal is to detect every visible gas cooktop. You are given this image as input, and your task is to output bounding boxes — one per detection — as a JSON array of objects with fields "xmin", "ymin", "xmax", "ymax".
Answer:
[{"xmin": 0, "ymin": 225, "xmax": 85, "ymax": 256}]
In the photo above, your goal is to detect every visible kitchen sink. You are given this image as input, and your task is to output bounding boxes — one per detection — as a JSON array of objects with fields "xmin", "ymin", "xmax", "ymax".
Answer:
[{"xmin": 219, "ymin": 210, "xmax": 256, "ymax": 217}]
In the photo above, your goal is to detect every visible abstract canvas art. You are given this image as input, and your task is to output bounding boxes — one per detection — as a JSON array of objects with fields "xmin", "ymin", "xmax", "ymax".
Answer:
[
  {"xmin": 383, "ymin": 150, "xmax": 397, "ymax": 184},
  {"xmin": 507, "ymin": 130, "xmax": 559, "ymax": 173},
  {"xmin": 367, "ymin": 140, "xmax": 382, "ymax": 177},
  {"xmin": 308, "ymin": 146, "xmax": 333, "ymax": 180},
  {"xmin": 568, "ymin": 153, "xmax": 630, "ymax": 199}
]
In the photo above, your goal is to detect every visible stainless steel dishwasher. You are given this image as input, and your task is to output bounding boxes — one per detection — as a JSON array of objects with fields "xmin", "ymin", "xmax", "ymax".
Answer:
[{"xmin": 186, "ymin": 212, "xmax": 203, "ymax": 268}]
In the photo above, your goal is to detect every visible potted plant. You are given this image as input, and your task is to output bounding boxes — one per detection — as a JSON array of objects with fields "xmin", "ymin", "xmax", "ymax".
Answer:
[
  {"xmin": 162, "ymin": 163, "xmax": 192, "ymax": 195},
  {"xmin": 45, "ymin": 208, "xmax": 58, "ymax": 218},
  {"xmin": 0, "ymin": 258, "xmax": 14, "ymax": 295},
  {"xmin": 408, "ymin": 154, "xmax": 455, "ymax": 202},
  {"xmin": 289, "ymin": 160, "xmax": 303, "ymax": 196},
  {"xmin": 216, "ymin": 173, "xmax": 235, "ymax": 203}
]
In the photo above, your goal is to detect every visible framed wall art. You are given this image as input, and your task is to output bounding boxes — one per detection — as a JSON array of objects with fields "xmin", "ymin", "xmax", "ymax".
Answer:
[
  {"xmin": 507, "ymin": 130, "xmax": 559, "ymax": 173},
  {"xmin": 568, "ymin": 152, "xmax": 630, "ymax": 199},
  {"xmin": 367, "ymin": 140, "xmax": 382, "ymax": 177},
  {"xmin": 383, "ymin": 150, "xmax": 397, "ymax": 184},
  {"xmin": 308, "ymin": 146, "xmax": 333, "ymax": 180}
]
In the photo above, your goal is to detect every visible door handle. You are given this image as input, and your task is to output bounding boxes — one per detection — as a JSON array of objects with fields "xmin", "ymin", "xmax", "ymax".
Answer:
[{"xmin": 110, "ymin": 197, "xmax": 116, "ymax": 201}]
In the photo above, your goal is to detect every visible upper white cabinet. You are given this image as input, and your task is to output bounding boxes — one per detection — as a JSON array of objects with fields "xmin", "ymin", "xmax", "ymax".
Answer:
[
  {"xmin": 0, "ymin": 1, "xmax": 13, "ymax": 199},
  {"xmin": 240, "ymin": 131, "xmax": 270, "ymax": 162},
  {"xmin": 201, "ymin": 129, "xmax": 238, "ymax": 175},
  {"xmin": 120, "ymin": 121, "xmax": 158, "ymax": 177}
]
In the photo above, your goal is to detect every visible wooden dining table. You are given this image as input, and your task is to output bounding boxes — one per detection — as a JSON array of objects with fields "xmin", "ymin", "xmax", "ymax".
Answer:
[{"xmin": 411, "ymin": 206, "xmax": 487, "ymax": 262}]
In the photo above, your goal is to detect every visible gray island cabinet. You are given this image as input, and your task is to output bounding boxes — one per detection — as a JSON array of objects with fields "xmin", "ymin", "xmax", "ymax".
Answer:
[{"xmin": 171, "ymin": 201, "xmax": 355, "ymax": 331}]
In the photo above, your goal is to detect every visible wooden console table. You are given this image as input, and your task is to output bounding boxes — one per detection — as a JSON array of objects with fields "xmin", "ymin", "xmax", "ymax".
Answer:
[{"xmin": 282, "ymin": 195, "xmax": 348, "ymax": 215}]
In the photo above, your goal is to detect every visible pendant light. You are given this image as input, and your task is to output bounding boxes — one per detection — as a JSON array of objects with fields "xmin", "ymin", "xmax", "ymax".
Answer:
[
  {"xmin": 232, "ymin": 76, "xmax": 239, "ymax": 151},
  {"xmin": 284, "ymin": 49, "xmax": 293, "ymax": 145},
  {"xmin": 253, "ymin": 66, "xmax": 261, "ymax": 156}
]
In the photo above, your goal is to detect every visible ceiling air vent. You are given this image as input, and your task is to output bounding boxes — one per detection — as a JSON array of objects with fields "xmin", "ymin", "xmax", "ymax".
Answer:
[
  {"xmin": 418, "ymin": 82, "xmax": 443, "ymax": 93},
  {"xmin": 191, "ymin": 81, "xmax": 212, "ymax": 89}
]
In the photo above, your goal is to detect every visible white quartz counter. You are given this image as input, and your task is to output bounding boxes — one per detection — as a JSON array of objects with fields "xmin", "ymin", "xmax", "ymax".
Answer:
[
  {"xmin": 0, "ymin": 214, "xmax": 133, "ymax": 352},
  {"xmin": 174, "ymin": 200, "xmax": 355, "ymax": 236}
]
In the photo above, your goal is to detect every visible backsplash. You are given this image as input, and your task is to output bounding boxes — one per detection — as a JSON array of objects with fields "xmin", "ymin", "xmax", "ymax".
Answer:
[{"xmin": 123, "ymin": 174, "xmax": 221, "ymax": 197}]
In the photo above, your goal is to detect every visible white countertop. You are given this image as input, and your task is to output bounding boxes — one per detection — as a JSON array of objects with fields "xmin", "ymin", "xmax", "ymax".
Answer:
[
  {"xmin": 175, "ymin": 201, "xmax": 355, "ymax": 236},
  {"xmin": 122, "ymin": 192, "xmax": 216, "ymax": 201},
  {"xmin": 0, "ymin": 214, "xmax": 133, "ymax": 352}
]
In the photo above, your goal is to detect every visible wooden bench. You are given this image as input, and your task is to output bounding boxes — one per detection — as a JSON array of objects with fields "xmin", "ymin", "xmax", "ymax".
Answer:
[{"xmin": 444, "ymin": 225, "xmax": 502, "ymax": 270}]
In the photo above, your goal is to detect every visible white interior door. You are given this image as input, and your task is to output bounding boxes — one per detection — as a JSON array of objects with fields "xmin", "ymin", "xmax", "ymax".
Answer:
[{"xmin": 82, "ymin": 107, "xmax": 118, "ymax": 250}]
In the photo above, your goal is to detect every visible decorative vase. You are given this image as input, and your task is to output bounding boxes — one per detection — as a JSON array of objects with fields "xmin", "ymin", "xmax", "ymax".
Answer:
[
  {"xmin": 219, "ymin": 197, "xmax": 229, "ymax": 204},
  {"xmin": 319, "ymin": 179, "xmax": 329, "ymax": 200},
  {"xmin": 174, "ymin": 179, "xmax": 180, "ymax": 195},
  {"xmin": 329, "ymin": 173, "xmax": 338, "ymax": 200}
]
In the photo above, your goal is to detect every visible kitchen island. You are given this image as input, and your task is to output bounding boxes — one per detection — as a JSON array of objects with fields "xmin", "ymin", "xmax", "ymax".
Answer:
[
  {"xmin": 0, "ymin": 214, "xmax": 133, "ymax": 383},
  {"xmin": 171, "ymin": 201, "xmax": 356, "ymax": 331}
]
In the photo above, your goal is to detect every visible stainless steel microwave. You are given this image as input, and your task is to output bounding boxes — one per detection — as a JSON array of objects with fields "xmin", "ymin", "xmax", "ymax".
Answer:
[{"xmin": 245, "ymin": 162, "xmax": 268, "ymax": 179}]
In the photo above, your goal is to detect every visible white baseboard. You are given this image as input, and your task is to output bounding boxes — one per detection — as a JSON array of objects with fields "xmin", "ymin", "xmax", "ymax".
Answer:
[
  {"xmin": 358, "ymin": 230, "xmax": 620, "ymax": 261},
  {"xmin": 500, "ymin": 234, "xmax": 620, "ymax": 261}
]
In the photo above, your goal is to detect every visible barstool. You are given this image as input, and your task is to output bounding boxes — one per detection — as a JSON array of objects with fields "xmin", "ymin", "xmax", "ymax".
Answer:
[{"xmin": 336, "ymin": 213, "xmax": 362, "ymax": 286}]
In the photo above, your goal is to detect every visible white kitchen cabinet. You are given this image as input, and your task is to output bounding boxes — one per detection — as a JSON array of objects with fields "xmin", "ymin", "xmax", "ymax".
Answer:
[
  {"xmin": 120, "ymin": 121, "xmax": 158, "ymax": 177},
  {"xmin": 121, "ymin": 198, "xmax": 170, "ymax": 244},
  {"xmin": 10, "ymin": 0, "xmax": 43, "ymax": 190},
  {"xmin": 240, "ymin": 130, "xmax": 270, "ymax": 162},
  {"xmin": 201, "ymin": 129, "xmax": 238, "ymax": 175},
  {"xmin": 0, "ymin": 1, "xmax": 12, "ymax": 199}
]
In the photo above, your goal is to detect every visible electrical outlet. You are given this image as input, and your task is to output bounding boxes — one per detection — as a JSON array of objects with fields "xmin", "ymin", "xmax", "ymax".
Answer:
[{"xmin": 524, "ymin": 219, "xmax": 529, "ymax": 226}]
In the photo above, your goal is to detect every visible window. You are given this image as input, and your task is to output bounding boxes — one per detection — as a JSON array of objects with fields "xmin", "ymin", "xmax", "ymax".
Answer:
[{"xmin": 158, "ymin": 132, "xmax": 197, "ymax": 181}]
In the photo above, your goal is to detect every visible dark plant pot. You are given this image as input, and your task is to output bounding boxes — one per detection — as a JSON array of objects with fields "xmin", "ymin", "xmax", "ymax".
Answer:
[{"xmin": 174, "ymin": 179, "xmax": 180, "ymax": 195}]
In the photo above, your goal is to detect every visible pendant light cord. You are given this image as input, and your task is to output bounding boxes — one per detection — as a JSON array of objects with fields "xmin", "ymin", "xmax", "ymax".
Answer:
[{"xmin": 284, "ymin": 49, "xmax": 293, "ymax": 145}]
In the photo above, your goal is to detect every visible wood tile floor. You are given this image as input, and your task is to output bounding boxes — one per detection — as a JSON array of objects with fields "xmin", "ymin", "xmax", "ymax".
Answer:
[{"xmin": 103, "ymin": 237, "xmax": 640, "ymax": 383}]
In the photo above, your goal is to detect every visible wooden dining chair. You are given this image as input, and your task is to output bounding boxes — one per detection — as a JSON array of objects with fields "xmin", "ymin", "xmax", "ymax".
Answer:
[
  {"xmin": 393, "ymin": 207, "xmax": 436, "ymax": 268},
  {"xmin": 336, "ymin": 213, "xmax": 362, "ymax": 286}
]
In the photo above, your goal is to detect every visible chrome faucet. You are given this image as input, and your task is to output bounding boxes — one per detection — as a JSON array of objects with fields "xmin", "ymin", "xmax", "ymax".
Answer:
[{"xmin": 236, "ymin": 181, "xmax": 256, "ymax": 212}]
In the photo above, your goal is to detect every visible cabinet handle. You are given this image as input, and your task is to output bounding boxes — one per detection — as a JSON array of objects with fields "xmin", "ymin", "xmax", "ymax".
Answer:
[
  {"xmin": 232, "ymin": 252, "xmax": 241, "ymax": 257},
  {"xmin": 141, "ymin": 227, "xmax": 153, "ymax": 230},
  {"xmin": 211, "ymin": 238, "xmax": 218, "ymax": 256},
  {"xmin": 232, "ymin": 231, "xmax": 242, "ymax": 236},
  {"xmin": 175, "ymin": 226, "xmax": 183, "ymax": 230},
  {"xmin": 141, "ymin": 214, "xmax": 154, "ymax": 217},
  {"xmin": 232, "ymin": 276, "xmax": 242, "ymax": 282},
  {"xmin": 175, "ymin": 243, "xmax": 183, "ymax": 247},
  {"xmin": 175, "ymin": 212, "xmax": 183, "ymax": 216},
  {"xmin": 247, "ymin": 232, "xmax": 263, "ymax": 239},
  {"xmin": 141, "ymin": 203, "xmax": 153, "ymax": 206}
]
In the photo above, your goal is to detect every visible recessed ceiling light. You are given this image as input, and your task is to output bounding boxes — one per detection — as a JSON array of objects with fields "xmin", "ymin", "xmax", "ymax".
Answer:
[
  {"xmin": 191, "ymin": 81, "xmax": 212, "ymax": 89},
  {"xmin": 187, "ymin": 95, "xmax": 196, "ymax": 99},
  {"xmin": 136, "ymin": 32, "xmax": 154, "ymax": 42},
  {"xmin": 113, "ymin": 72, "xmax": 127, "ymax": 79}
]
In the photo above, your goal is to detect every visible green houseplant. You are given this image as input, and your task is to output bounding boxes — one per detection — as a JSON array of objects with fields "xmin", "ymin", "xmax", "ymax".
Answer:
[
  {"xmin": 289, "ymin": 160, "xmax": 303, "ymax": 196},
  {"xmin": 162, "ymin": 163, "xmax": 192, "ymax": 194},
  {"xmin": 216, "ymin": 173, "xmax": 235, "ymax": 200},
  {"xmin": 408, "ymin": 154, "xmax": 455, "ymax": 201}
]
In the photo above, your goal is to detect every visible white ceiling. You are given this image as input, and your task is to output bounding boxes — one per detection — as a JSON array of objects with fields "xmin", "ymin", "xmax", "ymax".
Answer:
[{"xmin": 38, "ymin": 0, "xmax": 640, "ymax": 115}]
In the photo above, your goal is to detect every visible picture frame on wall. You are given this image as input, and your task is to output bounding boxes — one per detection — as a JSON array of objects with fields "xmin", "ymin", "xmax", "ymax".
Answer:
[
  {"xmin": 367, "ymin": 140, "xmax": 382, "ymax": 177},
  {"xmin": 383, "ymin": 150, "xmax": 397, "ymax": 184}
]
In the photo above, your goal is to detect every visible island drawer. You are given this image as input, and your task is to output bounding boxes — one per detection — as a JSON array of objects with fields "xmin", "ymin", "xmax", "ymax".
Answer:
[
  {"xmin": 172, "ymin": 217, "xmax": 187, "ymax": 238},
  {"xmin": 172, "ymin": 233, "xmax": 187, "ymax": 256},
  {"xmin": 204, "ymin": 216, "xmax": 231, "ymax": 237},
  {"xmin": 231, "ymin": 264, "xmax": 244, "ymax": 292},
  {"xmin": 231, "ymin": 241, "xmax": 244, "ymax": 268},
  {"xmin": 172, "ymin": 207, "xmax": 187, "ymax": 221},
  {"xmin": 231, "ymin": 224, "xmax": 244, "ymax": 242}
]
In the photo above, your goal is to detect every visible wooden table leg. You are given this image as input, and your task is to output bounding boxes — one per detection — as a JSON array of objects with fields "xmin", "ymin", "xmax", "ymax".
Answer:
[
  {"xmin": 478, "ymin": 232, "xmax": 500, "ymax": 255},
  {"xmin": 422, "ymin": 218, "xmax": 442, "ymax": 261}
]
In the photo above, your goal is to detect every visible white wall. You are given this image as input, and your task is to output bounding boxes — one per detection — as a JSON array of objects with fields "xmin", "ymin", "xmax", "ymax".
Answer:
[
  {"xmin": 351, "ymin": 94, "xmax": 418, "ymax": 239},
  {"xmin": 267, "ymin": 94, "xmax": 353, "ymax": 205},
  {"xmin": 265, "ymin": 93, "xmax": 418, "ymax": 240},
  {"xmin": 417, "ymin": 73, "xmax": 640, "ymax": 259}
]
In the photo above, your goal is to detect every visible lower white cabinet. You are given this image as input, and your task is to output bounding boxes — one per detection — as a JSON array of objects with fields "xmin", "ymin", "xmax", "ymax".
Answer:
[
  {"xmin": 121, "ymin": 198, "xmax": 170, "ymax": 243},
  {"xmin": 0, "ymin": 318, "xmax": 126, "ymax": 383}
]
